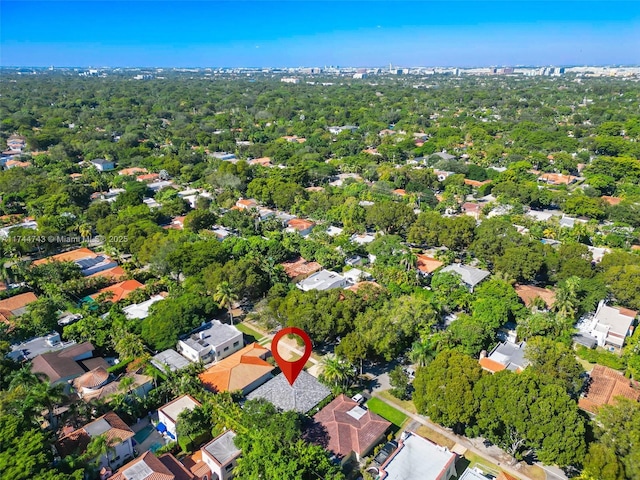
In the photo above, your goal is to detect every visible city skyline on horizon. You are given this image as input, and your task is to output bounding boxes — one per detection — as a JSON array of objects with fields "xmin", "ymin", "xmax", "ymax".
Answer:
[{"xmin": 2, "ymin": 1, "xmax": 639, "ymax": 68}]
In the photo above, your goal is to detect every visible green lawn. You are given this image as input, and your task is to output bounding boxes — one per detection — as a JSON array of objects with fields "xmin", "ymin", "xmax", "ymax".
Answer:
[
  {"xmin": 377, "ymin": 389, "xmax": 418, "ymax": 414},
  {"xmin": 236, "ymin": 322, "xmax": 265, "ymax": 343},
  {"xmin": 366, "ymin": 397, "xmax": 408, "ymax": 428}
]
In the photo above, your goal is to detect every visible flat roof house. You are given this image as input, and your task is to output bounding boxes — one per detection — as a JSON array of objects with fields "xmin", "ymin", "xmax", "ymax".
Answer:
[
  {"xmin": 122, "ymin": 294, "xmax": 166, "ymax": 319},
  {"xmin": 375, "ymin": 431, "xmax": 457, "ymax": 480},
  {"xmin": 311, "ymin": 394, "xmax": 391, "ymax": 464},
  {"xmin": 202, "ymin": 430, "xmax": 242, "ymax": 480},
  {"xmin": 441, "ymin": 263, "xmax": 490, "ymax": 292},
  {"xmin": 296, "ymin": 269, "xmax": 347, "ymax": 292},
  {"xmin": 158, "ymin": 394, "xmax": 201, "ymax": 441},
  {"xmin": 90, "ymin": 158, "xmax": 115, "ymax": 172},
  {"xmin": 199, "ymin": 343, "xmax": 274, "ymax": 394},
  {"xmin": 590, "ymin": 301, "xmax": 637, "ymax": 352},
  {"xmin": 152, "ymin": 349, "xmax": 192, "ymax": 373},
  {"xmin": 177, "ymin": 320, "xmax": 243, "ymax": 364}
]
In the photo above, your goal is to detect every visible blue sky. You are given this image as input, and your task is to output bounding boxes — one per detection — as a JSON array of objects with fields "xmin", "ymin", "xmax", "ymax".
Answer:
[{"xmin": 1, "ymin": 1, "xmax": 639, "ymax": 67}]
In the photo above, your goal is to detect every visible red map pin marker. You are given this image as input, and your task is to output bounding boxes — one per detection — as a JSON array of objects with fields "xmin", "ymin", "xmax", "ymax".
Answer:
[{"xmin": 271, "ymin": 327, "xmax": 312, "ymax": 386}]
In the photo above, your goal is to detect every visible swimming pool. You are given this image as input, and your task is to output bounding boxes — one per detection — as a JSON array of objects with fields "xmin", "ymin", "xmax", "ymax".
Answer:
[{"xmin": 133, "ymin": 425, "xmax": 154, "ymax": 444}]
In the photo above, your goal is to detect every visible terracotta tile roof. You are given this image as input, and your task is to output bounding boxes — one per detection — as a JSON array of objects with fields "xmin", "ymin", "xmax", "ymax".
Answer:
[
  {"xmin": 579, "ymin": 365, "xmax": 640, "ymax": 414},
  {"xmin": 109, "ymin": 451, "xmax": 176, "ymax": 480},
  {"xmin": 87, "ymin": 265, "xmax": 126, "ymax": 281},
  {"xmin": 601, "ymin": 196, "xmax": 622, "ymax": 206},
  {"xmin": 33, "ymin": 247, "xmax": 97, "ymax": 266},
  {"xmin": 248, "ymin": 157, "xmax": 272, "ymax": 166},
  {"xmin": 159, "ymin": 453, "xmax": 197, "ymax": 480},
  {"xmin": 287, "ymin": 218, "xmax": 315, "ymax": 231},
  {"xmin": 181, "ymin": 450, "xmax": 212, "ymax": 479},
  {"xmin": 479, "ymin": 357, "xmax": 507, "ymax": 373},
  {"xmin": 5, "ymin": 160, "xmax": 31, "ymax": 168},
  {"xmin": 236, "ymin": 198, "xmax": 258, "ymax": 209},
  {"xmin": 280, "ymin": 257, "xmax": 322, "ymax": 279},
  {"xmin": 199, "ymin": 343, "xmax": 274, "ymax": 393},
  {"xmin": 137, "ymin": 173, "xmax": 160, "ymax": 182},
  {"xmin": 515, "ymin": 284, "xmax": 556, "ymax": 308},
  {"xmin": 462, "ymin": 202, "xmax": 481, "ymax": 213},
  {"xmin": 73, "ymin": 366, "xmax": 109, "ymax": 390},
  {"xmin": 90, "ymin": 280, "xmax": 144, "ymax": 303},
  {"xmin": 57, "ymin": 412, "xmax": 134, "ymax": 457},
  {"xmin": 539, "ymin": 173, "xmax": 577, "ymax": 185},
  {"xmin": 69, "ymin": 173, "xmax": 83, "ymax": 179},
  {"xmin": 392, "ymin": 189, "xmax": 407, "ymax": 196},
  {"xmin": 119, "ymin": 167, "xmax": 148, "ymax": 176},
  {"xmin": 0, "ymin": 292, "xmax": 38, "ymax": 324},
  {"xmin": 345, "ymin": 281, "xmax": 383, "ymax": 293},
  {"xmin": 464, "ymin": 179, "xmax": 492, "ymax": 187},
  {"xmin": 312, "ymin": 394, "xmax": 391, "ymax": 459},
  {"xmin": 416, "ymin": 255, "xmax": 443, "ymax": 274}
]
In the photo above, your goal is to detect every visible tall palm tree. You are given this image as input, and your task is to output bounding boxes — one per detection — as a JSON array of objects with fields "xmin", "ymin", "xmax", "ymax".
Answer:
[
  {"xmin": 554, "ymin": 276, "xmax": 581, "ymax": 320},
  {"xmin": 320, "ymin": 355, "xmax": 355, "ymax": 389},
  {"xmin": 213, "ymin": 281, "xmax": 238, "ymax": 325},
  {"xmin": 409, "ymin": 338, "xmax": 437, "ymax": 367}
]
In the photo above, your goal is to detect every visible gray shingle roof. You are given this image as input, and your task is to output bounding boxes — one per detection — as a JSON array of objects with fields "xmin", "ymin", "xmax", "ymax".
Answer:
[
  {"xmin": 440, "ymin": 264, "xmax": 490, "ymax": 288},
  {"xmin": 246, "ymin": 371, "xmax": 331, "ymax": 413}
]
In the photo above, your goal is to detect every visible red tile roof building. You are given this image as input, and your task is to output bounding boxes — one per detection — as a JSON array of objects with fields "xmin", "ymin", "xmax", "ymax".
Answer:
[
  {"xmin": 90, "ymin": 280, "xmax": 144, "ymax": 303},
  {"xmin": 312, "ymin": 394, "xmax": 391, "ymax": 462},
  {"xmin": 579, "ymin": 365, "xmax": 640, "ymax": 414}
]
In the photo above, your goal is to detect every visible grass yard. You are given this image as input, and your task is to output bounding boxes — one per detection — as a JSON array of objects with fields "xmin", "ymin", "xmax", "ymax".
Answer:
[
  {"xmin": 366, "ymin": 397, "xmax": 408, "ymax": 428},
  {"xmin": 236, "ymin": 322, "xmax": 265, "ymax": 343},
  {"xmin": 414, "ymin": 425, "xmax": 455, "ymax": 449},
  {"xmin": 377, "ymin": 389, "xmax": 418, "ymax": 414}
]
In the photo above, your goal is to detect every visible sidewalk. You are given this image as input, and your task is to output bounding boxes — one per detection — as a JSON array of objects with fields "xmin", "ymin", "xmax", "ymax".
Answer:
[{"xmin": 371, "ymin": 392, "xmax": 538, "ymax": 480}]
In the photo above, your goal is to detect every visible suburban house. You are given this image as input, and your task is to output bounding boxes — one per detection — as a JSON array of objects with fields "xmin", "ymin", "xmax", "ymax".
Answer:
[
  {"xmin": 9, "ymin": 331, "xmax": 76, "ymax": 361},
  {"xmin": 89, "ymin": 280, "xmax": 145, "ymax": 303},
  {"xmin": 311, "ymin": 394, "xmax": 391, "ymax": 464},
  {"xmin": 462, "ymin": 202, "xmax": 482, "ymax": 220},
  {"xmin": 152, "ymin": 349, "xmax": 192, "ymax": 373},
  {"xmin": 280, "ymin": 256, "xmax": 322, "ymax": 282},
  {"xmin": 416, "ymin": 254, "xmax": 444, "ymax": 276},
  {"xmin": 374, "ymin": 431, "xmax": 457, "ymax": 480},
  {"xmin": 118, "ymin": 167, "xmax": 148, "ymax": 176},
  {"xmin": 326, "ymin": 225, "xmax": 344, "ymax": 237},
  {"xmin": 248, "ymin": 156, "xmax": 272, "ymax": 167},
  {"xmin": 350, "ymin": 233, "xmax": 377, "ymax": 245},
  {"xmin": 31, "ymin": 341, "xmax": 97, "ymax": 387},
  {"xmin": 72, "ymin": 359, "xmax": 111, "ymax": 396},
  {"xmin": 201, "ymin": 430, "xmax": 242, "ymax": 480},
  {"xmin": 328, "ymin": 125, "xmax": 358, "ymax": 135},
  {"xmin": 247, "ymin": 371, "xmax": 331, "ymax": 413},
  {"xmin": 460, "ymin": 467, "xmax": 499, "ymax": 480},
  {"xmin": 441, "ymin": 263, "xmax": 490, "ymax": 292},
  {"xmin": 578, "ymin": 365, "xmax": 640, "ymax": 414},
  {"xmin": 296, "ymin": 269, "xmax": 347, "ymax": 292},
  {"xmin": 538, "ymin": 172, "xmax": 578, "ymax": 185},
  {"xmin": 122, "ymin": 293, "xmax": 166, "ymax": 319},
  {"xmin": 0, "ymin": 291, "xmax": 38, "ymax": 327},
  {"xmin": 515, "ymin": 284, "xmax": 556, "ymax": 310},
  {"xmin": 479, "ymin": 341, "xmax": 529, "ymax": 374},
  {"xmin": 107, "ymin": 450, "xmax": 195, "ymax": 480},
  {"xmin": 56, "ymin": 412, "xmax": 135, "ymax": 469},
  {"xmin": 158, "ymin": 394, "xmax": 202, "ymax": 441},
  {"xmin": 578, "ymin": 301, "xmax": 637, "ymax": 352},
  {"xmin": 286, "ymin": 218, "xmax": 315, "ymax": 237},
  {"xmin": 177, "ymin": 320, "xmax": 243, "ymax": 364},
  {"xmin": 235, "ymin": 198, "xmax": 258, "ymax": 210},
  {"xmin": 33, "ymin": 247, "xmax": 119, "ymax": 278},
  {"xmin": 74, "ymin": 370, "xmax": 153, "ymax": 403},
  {"xmin": 90, "ymin": 158, "xmax": 116, "ymax": 172},
  {"xmin": 0, "ymin": 217, "xmax": 37, "ymax": 238},
  {"xmin": 199, "ymin": 343, "xmax": 274, "ymax": 394}
]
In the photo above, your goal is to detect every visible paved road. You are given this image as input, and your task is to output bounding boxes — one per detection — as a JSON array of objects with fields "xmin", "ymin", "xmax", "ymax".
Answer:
[{"xmin": 371, "ymin": 392, "xmax": 542, "ymax": 480}]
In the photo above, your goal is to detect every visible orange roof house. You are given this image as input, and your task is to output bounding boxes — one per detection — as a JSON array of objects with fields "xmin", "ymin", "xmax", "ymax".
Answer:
[
  {"xmin": 579, "ymin": 365, "xmax": 640, "ymax": 414},
  {"xmin": 601, "ymin": 196, "xmax": 622, "ymax": 206},
  {"xmin": 286, "ymin": 218, "xmax": 315, "ymax": 235},
  {"xmin": 89, "ymin": 280, "xmax": 144, "ymax": 303},
  {"xmin": 87, "ymin": 265, "xmax": 126, "ymax": 281},
  {"xmin": 464, "ymin": 179, "xmax": 492, "ymax": 187},
  {"xmin": 392, "ymin": 189, "xmax": 407, "ymax": 197},
  {"xmin": 235, "ymin": 198, "xmax": 258, "ymax": 210},
  {"xmin": 33, "ymin": 247, "xmax": 98, "ymax": 266},
  {"xmin": 199, "ymin": 343, "xmax": 274, "ymax": 394},
  {"xmin": 538, "ymin": 173, "xmax": 578, "ymax": 185},
  {"xmin": 136, "ymin": 173, "xmax": 160, "ymax": 183},
  {"xmin": 280, "ymin": 257, "xmax": 322, "ymax": 280},
  {"xmin": 248, "ymin": 157, "xmax": 272, "ymax": 167},
  {"xmin": 515, "ymin": 284, "xmax": 556, "ymax": 309},
  {"xmin": 119, "ymin": 167, "xmax": 148, "ymax": 176},
  {"xmin": 0, "ymin": 292, "xmax": 38, "ymax": 326},
  {"xmin": 109, "ymin": 451, "xmax": 194, "ymax": 480},
  {"xmin": 56, "ymin": 411, "xmax": 134, "ymax": 458},
  {"xmin": 416, "ymin": 254, "xmax": 444, "ymax": 275}
]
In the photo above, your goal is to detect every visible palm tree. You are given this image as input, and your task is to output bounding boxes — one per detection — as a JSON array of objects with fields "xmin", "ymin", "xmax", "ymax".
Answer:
[
  {"xmin": 320, "ymin": 354, "xmax": 355, "ymax": 389},
  {"xmin": 554, "ymin": 276, "xmax": 581, "ymax": 320},
  {"xmin": 213, "ymin": 281, "xmax": 239, "ymax": 325},
  {"xmin": 400, "ymin": 251, "xmax": 418, "ymax": 272},
  {"xmin": 409, "ymin": 338, "xmax": 437, "ymax": 367}
]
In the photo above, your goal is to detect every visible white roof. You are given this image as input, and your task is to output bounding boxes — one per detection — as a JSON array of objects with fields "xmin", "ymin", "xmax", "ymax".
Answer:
[
  {"xmin": 380, "ymin": 432, "xmax": 456, "ymax": 480},
  {"xmin": 326, "ymin": 226, "xmax": 344, "ymax": 237},
  {"xmin": 203, "ymin": 430, "xmax": 241, "ymax": 466},
  {"xmin": 350, "ymin": 233, "xmax": 376, "ymax": 245},
  {"xmin": 159, "ymin": 394, "xmax": 200, "ymax": 424},
  {"xmin": 122, "ymin": 294, "xmax": 165, "ymax": 319},
  {"xmin": 297, "ymin": 270, "xmax": 346, "ymax": 291},
  {"xmin": 441, "ymin": 264, "xmax": 490, "ymax": 288},
  {"xmin": 595, "ymin": 303, "xmax": 636, "ymax": 338}
]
